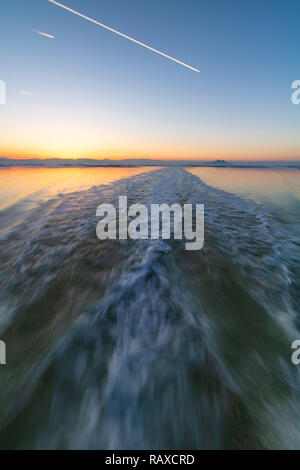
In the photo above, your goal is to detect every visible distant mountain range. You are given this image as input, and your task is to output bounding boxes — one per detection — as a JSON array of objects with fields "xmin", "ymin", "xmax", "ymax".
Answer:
[{"xmin": 0, "ymin": 157, "xmax": 299, "ymax": 168}]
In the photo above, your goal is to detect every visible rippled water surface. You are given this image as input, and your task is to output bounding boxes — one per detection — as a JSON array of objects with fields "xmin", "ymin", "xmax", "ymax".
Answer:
[
  {"xmin": 0, "ymin": 167, "xmax": 158, "ymax": 234},
  {"xmin": 0, "ymin": 166, "xmax": 299, "ymax": 449}
]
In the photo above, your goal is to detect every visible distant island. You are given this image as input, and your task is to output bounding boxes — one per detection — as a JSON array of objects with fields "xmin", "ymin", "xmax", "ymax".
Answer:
[
  {"xmin": 0, "ymin": 157, "xmax": 299, "ymax": 168},
  {"xmin": 211, "ymin": 159, "xmax": 228, "ymax": 166}
]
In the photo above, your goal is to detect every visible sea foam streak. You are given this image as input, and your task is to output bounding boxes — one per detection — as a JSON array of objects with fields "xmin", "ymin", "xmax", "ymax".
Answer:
[{"xmin": 0, "ymin": 168, "xmax": 300, "ymax": 449}]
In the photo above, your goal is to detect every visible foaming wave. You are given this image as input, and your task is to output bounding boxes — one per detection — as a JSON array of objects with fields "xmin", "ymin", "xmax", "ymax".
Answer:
[{"xmin": 0, "ymin": 168, "xmax": 300, "ymax": 449}]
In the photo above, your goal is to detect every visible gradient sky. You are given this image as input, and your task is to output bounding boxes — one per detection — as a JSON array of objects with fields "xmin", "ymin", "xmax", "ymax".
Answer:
[{"xmin": 0, "ymin": 0, "xmax": 299, "ymax": 161}]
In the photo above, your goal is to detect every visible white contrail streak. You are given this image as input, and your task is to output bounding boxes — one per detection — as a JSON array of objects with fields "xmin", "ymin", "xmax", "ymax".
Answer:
[
  {"xmin": 48, "ymin": 0, "xmax": 200, "ymax": 72},
  {"xmin": 19, "ymin": 91, "xmax": 36, "ymax": 96},
  {"xmin": 33, "ymin": 30, "xmax": 55, "ymax": 39}
]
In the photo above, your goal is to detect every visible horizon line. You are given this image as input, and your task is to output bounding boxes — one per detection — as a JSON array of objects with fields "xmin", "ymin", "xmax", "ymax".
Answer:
[{"xmin": 1, "ymin": 156, "xmax": 300, "ymax": 163}]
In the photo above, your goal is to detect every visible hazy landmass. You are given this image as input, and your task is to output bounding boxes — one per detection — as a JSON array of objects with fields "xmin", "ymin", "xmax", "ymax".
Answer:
[{"xmin": 0, "ymin": 157, "xmax": 299, "ymax": 168}]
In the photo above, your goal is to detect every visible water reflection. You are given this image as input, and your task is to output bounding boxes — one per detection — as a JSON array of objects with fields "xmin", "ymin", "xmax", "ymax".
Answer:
[
  {"xmin": 0, "ymin": 166, "xmax": 159, "ymax": 234},
  {"xmin": 188, "ymin": 167, "xmax": 300, "ymax": 225}
]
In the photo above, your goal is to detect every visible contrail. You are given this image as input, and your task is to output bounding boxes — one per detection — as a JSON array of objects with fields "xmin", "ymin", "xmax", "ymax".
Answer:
[
  {"xmin": 33, "ymin": 30, "xmax": 55, "ymax": 39},
  {"xmin": 48, "ymin": 0, "xmax": 200, "ymax": 72},
  {"xmin": 19, "ymin": 91, "xmax": 36, "ymax": 96}
]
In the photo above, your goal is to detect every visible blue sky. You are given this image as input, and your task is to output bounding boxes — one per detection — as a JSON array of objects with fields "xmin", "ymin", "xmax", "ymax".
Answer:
[{"xmin": 0, "ymin": 0, "xmax": 299, "ymax": 160}]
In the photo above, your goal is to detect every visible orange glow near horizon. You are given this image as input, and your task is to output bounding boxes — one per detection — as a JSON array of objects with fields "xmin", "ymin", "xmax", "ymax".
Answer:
[
  {"xmin": 2, "ymin": 148, "xmax": 300, "ymax": 162},
  {"xmin": 1, "ymin": 139, "xmax": 300, "ymax": 162},
  {"xmin": 1, "ymin": 92, "xmax": 299, "ymax": 163},
  {"xmin": 1, "ymin": 115, "xmax": 299, "ymax": 162}
]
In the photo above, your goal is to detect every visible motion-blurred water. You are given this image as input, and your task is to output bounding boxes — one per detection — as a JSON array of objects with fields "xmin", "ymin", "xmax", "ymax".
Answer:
[{"xmin": 0, "ymin": 166, "xmax": 300, "ymax": 449}]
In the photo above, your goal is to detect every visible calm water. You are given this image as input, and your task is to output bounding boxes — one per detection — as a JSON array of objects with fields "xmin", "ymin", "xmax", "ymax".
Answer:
[
  {"xmin": 0, "ymin": 166, "xmax": 299, "ymax": 449},
  {"xmin": 0, "ymin": 167, "xmax": 158, "ymax": 234}
]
